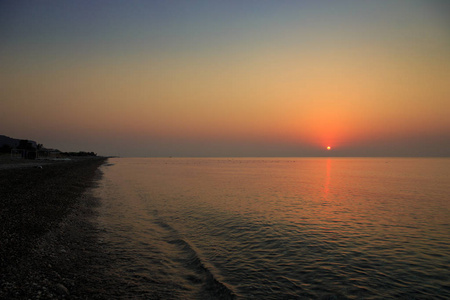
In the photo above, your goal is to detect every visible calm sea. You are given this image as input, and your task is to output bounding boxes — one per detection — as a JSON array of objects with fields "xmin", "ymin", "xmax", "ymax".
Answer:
[{"xmin": 93, "ymin": 158, "xmax": 449, "ymax": 299}]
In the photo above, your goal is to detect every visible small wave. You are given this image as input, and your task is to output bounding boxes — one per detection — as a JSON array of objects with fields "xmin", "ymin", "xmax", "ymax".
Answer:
[{"xmin": 155, "ymin": 219, "xmax": 236, "ymax": 299}]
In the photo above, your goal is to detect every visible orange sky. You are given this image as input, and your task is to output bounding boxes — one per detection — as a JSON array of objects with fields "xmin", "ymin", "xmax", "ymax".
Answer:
[{"xmin": 1, "ymin": 1, "xmax": 449, "ymax": 156}]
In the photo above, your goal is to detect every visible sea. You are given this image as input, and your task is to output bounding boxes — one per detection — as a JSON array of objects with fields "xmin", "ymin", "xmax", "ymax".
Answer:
[{"xmin": 93, "ymin": 157, "xmax": 449, "ymax": 299}]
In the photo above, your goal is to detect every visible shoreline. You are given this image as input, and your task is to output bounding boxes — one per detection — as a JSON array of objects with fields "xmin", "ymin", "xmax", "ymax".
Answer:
[
  {"xmin": 0, "ymin": 154, "xmax": 102, "ymax": 170},
  {"xmin": 0, "ymin": 157, "xmax": 113, "ymax": 299}
]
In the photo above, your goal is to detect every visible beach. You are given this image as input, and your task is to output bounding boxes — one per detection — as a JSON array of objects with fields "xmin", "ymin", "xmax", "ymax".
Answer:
[{"xmin": 0, "ymin": 156, "xmax": 112, "ymax": 299}]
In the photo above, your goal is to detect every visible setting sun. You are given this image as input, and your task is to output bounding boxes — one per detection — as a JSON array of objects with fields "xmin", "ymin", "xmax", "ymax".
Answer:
[{"xmin": 327, "ymin": 146, "xmax": 331, "ymax": 150}]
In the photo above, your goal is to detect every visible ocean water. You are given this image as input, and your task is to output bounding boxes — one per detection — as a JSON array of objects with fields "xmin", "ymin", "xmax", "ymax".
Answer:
[{"xmin": 94, "ymin": 158, "xmax": 450, "ymax": 299}]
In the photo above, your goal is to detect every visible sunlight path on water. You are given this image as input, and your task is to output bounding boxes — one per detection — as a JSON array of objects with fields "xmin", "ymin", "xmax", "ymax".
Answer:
[{"xmin": 94, "ymin": 158, "xmax": 450, "ymax": 299}]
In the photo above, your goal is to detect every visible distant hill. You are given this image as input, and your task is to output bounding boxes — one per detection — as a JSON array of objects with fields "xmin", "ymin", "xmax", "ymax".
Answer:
[
  {"xmin": 0, "ymin": 135, "xmax": 37, "ymax": 148},
  {"xmin": 0, "ymin": 135, "xmax": 20, "ymax": 148},
  {"xmin": 1, "ymin": 135, "xmax": 97, "ymax": 157}
]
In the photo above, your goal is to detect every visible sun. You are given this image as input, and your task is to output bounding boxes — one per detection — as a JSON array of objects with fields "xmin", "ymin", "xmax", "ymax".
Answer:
[{"xmin": 327, "ymin": 146, "xmax": 331, "ymax": 150}]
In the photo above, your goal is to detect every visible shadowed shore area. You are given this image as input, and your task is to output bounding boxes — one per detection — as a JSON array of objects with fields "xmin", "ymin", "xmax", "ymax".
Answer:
[{"xmin": 0, "ymin": 157, "xmax": 117, "ymax": 299}]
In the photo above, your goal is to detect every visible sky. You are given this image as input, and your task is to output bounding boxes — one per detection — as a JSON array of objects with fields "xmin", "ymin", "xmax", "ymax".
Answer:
[{"xmin": 1, "ymin": 0, "xmax": 449, "ymax": 157}]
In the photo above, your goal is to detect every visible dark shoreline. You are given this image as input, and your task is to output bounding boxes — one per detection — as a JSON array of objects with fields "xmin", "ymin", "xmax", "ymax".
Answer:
[{"xmin": 0, "ymin": 157, "xmax": 113, "ymax": 299}]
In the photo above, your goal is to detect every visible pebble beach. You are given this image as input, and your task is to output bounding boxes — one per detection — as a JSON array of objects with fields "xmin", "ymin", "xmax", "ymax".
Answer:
[{"xmin": 0, "ymin": 156, "xmax": 115, "ymax": 299}]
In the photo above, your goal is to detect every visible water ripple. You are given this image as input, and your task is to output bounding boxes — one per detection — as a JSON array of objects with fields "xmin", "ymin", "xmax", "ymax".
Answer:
[{"xmin": 95, "ymin": 158, "xmax": 450, "ymax": 299}]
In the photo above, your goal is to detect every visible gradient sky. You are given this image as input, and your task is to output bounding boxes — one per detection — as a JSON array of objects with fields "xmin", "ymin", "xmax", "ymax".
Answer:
[{"xmin": 1, "ymin": 0, "xmax": 449, "ymax": 157}]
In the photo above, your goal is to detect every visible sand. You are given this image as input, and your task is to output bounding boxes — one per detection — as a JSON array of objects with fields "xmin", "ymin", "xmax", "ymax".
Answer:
[{"xmin": 0, "ymin": 157, "xmax": 117, "ymax": 299}]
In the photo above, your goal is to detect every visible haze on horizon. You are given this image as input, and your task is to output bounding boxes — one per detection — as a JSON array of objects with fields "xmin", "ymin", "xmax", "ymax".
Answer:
[{"xmin": 1, "ymin": 0, "xmax": 449, "ymax": 157}]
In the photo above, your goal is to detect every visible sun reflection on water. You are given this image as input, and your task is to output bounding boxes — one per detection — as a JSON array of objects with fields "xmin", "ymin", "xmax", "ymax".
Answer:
[{"xmin": 324, "ymin": 158, "xmax": 331, "ymax": 200}]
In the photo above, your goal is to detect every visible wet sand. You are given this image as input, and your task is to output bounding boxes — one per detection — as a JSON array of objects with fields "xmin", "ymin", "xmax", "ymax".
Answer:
[{"xmin": 0, "ymin": 157, "xmax": 116, "ymax": 299}]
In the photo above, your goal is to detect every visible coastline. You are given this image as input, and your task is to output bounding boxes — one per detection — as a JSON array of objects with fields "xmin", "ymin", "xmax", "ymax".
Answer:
[{"xmin": 0, "ymin": 157, "xmax": 112, "ymax": 299}]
